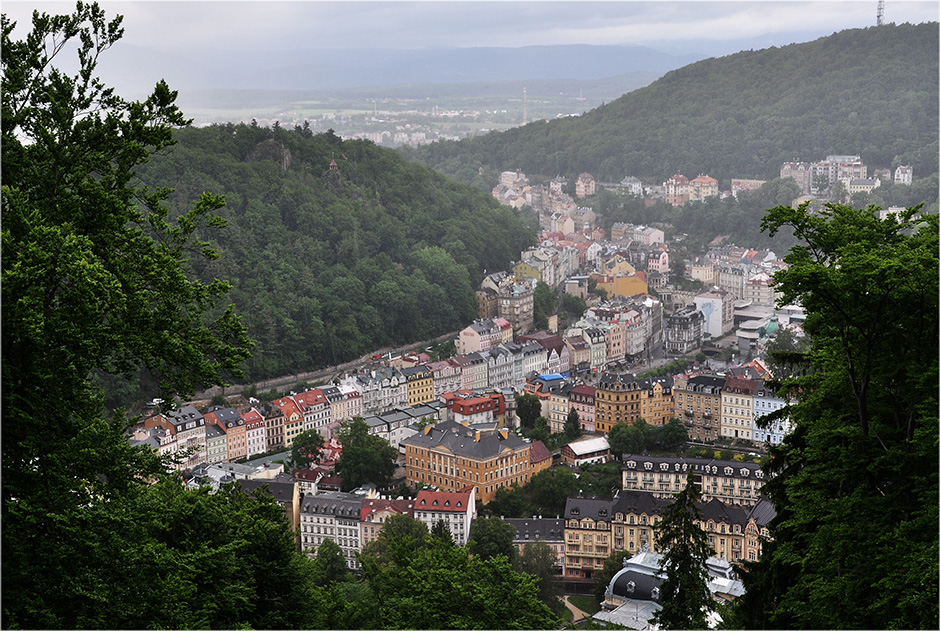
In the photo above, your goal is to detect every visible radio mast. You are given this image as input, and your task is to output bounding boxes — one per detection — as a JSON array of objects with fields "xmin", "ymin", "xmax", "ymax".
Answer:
[
  {"xmin": 522, "ymin": 85, "xmax": 528, "ymax": 125},
  {"xmin": 877, "ymin": 0, "xmax": 884, "ymax": 26}
]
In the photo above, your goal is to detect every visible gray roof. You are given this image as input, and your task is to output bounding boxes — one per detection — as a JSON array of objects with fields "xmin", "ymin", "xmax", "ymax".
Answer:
[
  {"xmin": 504, "ymin": 517, "xmax": 566, "ymax": 542},
  {"xmin": 565, "ymin": 496, "xmax": 615, "ymax": 521},
  {"xmin": 622, "ymin": 455, "xmax": 762, "ymax": 479},
  {"xmin": 300, "ymin": 491, "xmax": 363, "ymax": 517},
  {"xmin": 403, "ymin": 420, "xmax": 528, "ymax": 460},
  {"xmin": 165, "ymin": 404, "xmax": 203, "ymax": 427},
  {"xmin": 238, "ymin": 479, "xmax": 295, "ymax": 503},
  {"xmin": 205, "ymin": 424, "xmax": 226, "ymax": 439},
  {"xmin": 746, "ymin": 497, "xmax": 777, "ymax": 527}
]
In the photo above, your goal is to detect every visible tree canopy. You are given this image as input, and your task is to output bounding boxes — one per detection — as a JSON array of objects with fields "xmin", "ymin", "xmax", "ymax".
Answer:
[
  {"xmin": 1, "ymin": 5, "xmax": 262, "ymax": 627},
  {"xmin": 127, "ymin": 121, "xmax": 536, "ymax": 398},
  {"xmin": 652, "ymin": 474, "xmax": 713, "ymax": 630},
  {"xmin": 730, "ymin": 203, "xmax": 939, "ymax": 629},
  {"xmin": 335, "ymin": 417, "xmax": 399, "ymax": 492}
]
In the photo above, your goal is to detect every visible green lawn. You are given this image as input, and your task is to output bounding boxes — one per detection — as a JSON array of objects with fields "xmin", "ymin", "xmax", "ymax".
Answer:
[{"xmin": 568, "ymin": 595, "xmax": 602, "ymax": 615}]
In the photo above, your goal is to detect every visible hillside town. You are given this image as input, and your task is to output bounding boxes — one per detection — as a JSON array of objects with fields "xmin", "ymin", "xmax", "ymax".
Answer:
[{"xmin": 128, "ymin": 158, "xmax": 815, "ymax": 616}]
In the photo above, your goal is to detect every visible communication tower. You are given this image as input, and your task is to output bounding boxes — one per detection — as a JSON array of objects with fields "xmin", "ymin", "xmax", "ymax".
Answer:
[
  {"xmin": 877, "ymin": 0, "xmax": 884, "ymax": 26},
  {"xmin": 522, "ymin": 85, "xmax": 528, "ymax": 125}
]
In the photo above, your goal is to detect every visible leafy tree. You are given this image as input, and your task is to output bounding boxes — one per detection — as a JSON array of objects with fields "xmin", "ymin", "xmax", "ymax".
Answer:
[
  {"xmin": 516, "ymin": 393, "xmax": 542, "ymax": 429},
  {"xmin": 529, "ymin": 415, "xmax": 551, "ymax": 445},
  {"xmin": 577, "ymin": 461, "xmax": 625, "ymax": 498},
  {"xmin": 659, "ymin": 417, "xmax": 690, "ymax": 452},
  {"xmin": 651, "ymin": 474, "xmax": 713, "ymax": 630},
  {"xmin": 564, "ymin": 408, "xmax": 582, "ymax": 440},
  {"xmin": 533, "ymin": 280, "xmax": 556, "ymax": 330},
  {"xmin": 468, "ymin": 515, "xmax": 517, "ymax": 562},
  {"xmin": 335, "ymin": 417, "xmax": 398, "ymax": 492},
  {"xmin": 731, "ymin": 203, "xmax": 939, "ymax": 629},
  {"xmin": 291, "ymin": 428, "xmax": 325, "ymax": 469},
  {"xmin": 487, "ymin": 484, "xmax": 530, "ymax": 518},
  {"xmin": 1, "ymin": 6, "xmax": 257, "ymax": 628},
  {"xmin": 526, "ymin": 468, "xmax": 579, "ymax": 517},
  {"xmin": 366, "ymin": 543, "xmax": 558, "ymax": 629},
  {"xmin": 311, "ymin": 537, "xmax": 350, "ymax": 586},
  {"xmin": 515, "ymin": 541, "xmax": 565, "ymax": 614},
  {"xmin": 608, "ymin": 419, "xmax": 652, "ymax": 458}
]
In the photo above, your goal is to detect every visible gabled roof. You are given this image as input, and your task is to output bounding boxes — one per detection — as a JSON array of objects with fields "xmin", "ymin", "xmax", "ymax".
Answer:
[
  {"xmin": 415, "ymin": 488, "xmax": 473, "ymax": 513},
  {"xmin": 529, "ymin": 439, "xmax": 552, "ymax": 465}
]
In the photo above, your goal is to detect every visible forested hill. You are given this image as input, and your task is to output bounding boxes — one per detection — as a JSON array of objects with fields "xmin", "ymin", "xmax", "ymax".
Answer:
[
  {"xmin": 134, "ymin": 124, "xmax": 535, "ymax": 385},
  {"xmin": 403, "ymin": 23, "xmax": 939, "ymax": 186}
]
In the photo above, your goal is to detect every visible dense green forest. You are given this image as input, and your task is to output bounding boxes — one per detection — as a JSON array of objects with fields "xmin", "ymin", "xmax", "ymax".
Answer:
[
  {"xmin": 403, "ymin": 23, "xmax": 939, "ymax": 187},
  {"xmin": 132, "ymin": 124, "xmax": 535, "ymax": 386}
]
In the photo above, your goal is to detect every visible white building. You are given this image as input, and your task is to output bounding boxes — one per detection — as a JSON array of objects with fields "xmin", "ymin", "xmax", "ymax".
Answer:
[
  {"xmin": 299, "ymin": 491, "xmax": 364, "ymax": 569},
  {"xmin": 414, "ymin": 487, "xmax": 477, "ymax": 545}
]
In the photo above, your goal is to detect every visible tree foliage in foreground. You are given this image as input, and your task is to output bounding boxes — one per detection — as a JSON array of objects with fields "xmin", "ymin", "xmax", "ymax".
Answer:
[
  {"xmin": 729, "ymin": 203, "xmax": 939, "ymax": 629},
  {"xmin": 1, "ymin": 5, "xmax": 256, "ymax": 628},
  {"xmin": 359, "ymin": 514, "xmax": 558, "ymax": 629}
]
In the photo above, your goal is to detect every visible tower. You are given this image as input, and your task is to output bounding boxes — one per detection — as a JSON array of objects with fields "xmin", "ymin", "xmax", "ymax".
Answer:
[
  {"xmin": 877, "ymin": 0, "xmax": 884, "ymax": 26},
  {"xmin": 522, "ymin": 85, "xmax": 527, "ymax": 125}
]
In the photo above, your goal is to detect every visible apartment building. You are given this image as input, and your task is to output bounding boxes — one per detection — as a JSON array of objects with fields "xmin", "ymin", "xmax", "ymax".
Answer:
[
  {"xmin": 299, "ymin": 491, "xmax": 364, "ymax": 569},
  {"xmin": 673, "ymin": 374, "xmax": 723, "ymax": 442},
  {"xmin": 403, "ymin": 420, "xmax": 533, "ymax": 504},
  {"xmin": 621, "ymin": 455, "xmax": 765, "ymax": 507}
]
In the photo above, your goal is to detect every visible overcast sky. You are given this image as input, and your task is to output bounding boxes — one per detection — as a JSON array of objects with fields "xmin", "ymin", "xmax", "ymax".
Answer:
[{"xmin": 5, "ymin": 1, "xmax": 936, "ymax": 52}]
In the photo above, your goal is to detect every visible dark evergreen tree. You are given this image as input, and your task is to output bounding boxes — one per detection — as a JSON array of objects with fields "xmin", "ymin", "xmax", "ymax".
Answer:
[
  {"xmin": 651, "ymin": 473, "xmax": 713, "ymax": 630},
  {"xmin": 565, "ymin": 408, "xmax": 582, "ymax": 440}
]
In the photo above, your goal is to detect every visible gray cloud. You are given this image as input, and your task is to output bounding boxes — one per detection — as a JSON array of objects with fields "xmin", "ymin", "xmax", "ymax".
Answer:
[{"xmin": 4, "ymin": 1, "xmax": 936, "ymax": 51}]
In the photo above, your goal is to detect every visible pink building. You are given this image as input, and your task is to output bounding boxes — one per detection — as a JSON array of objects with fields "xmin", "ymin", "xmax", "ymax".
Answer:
[{"xmin": 569, "ymin": 384, "xmax": 596, "ymax": 432}]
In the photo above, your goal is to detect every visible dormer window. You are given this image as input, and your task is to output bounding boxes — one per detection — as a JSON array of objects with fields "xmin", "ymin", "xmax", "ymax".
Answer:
[
  {"xmin": 660, "ymin": 463, "xmax": 669, "ymax": 471},
  {"xmin": 626, "ymin": 581, "xmax": 636, "ymax": 594},
  {"xmin": 756, "ymin": 470, "xmax": 764, "ymax": 479},
  {"xmin": 724, "ymin": 466, "xmax": 733, "ymax": 476},
  {"xmin": 741, "ymin": 468, "xmax": 749, "ymax": 477},
  {"xmin": 627, "ymin": 461, "xmax": 636, "ymax": 469},
  {"xmin": 652, "ymin": 587, "xmax": 660, "ymax": 600},
  {"xmin": 644, "ymin": 462, "xmax": 653, "ymax": 471},
  {"xmin": 571, "ymin": 507, "xmax": 580, "ymax": 516}
]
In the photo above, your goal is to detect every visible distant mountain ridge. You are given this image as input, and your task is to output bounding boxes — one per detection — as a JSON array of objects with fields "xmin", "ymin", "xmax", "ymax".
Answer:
[
  {"xmin": 405, "ymin": 23, "xmax": 939, "ymax": 186},
  {"xmin": 102, "ymin": 43, "xmax": 704, "ymax": 96}
]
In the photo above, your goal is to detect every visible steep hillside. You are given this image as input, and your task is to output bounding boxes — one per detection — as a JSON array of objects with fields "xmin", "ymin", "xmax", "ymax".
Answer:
[
  {"xmin": 133, "ymin": 124, "xmax": 535, "ymax": 385},
  {"xmin": 405, "ymin": 23, "xmax": 939, "ymax": 186}
]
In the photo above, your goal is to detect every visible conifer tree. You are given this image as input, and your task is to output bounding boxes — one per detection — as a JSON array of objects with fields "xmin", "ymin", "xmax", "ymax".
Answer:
[{"xmin": 651, "ymin": 473, "xmax": 713, "ymax": 630}]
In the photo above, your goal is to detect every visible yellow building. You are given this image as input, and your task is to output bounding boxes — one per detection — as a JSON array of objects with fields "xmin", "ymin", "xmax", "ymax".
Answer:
[
  {"xmin": 593, "ymin": 273, "xmax": 648, "ymax": 299},
  {"xmin": 401, "ymin": 365, "xmax": 434, "ymax": 406},
  {"xmin": 639, "ymin": 377, "xmax": 674, "ymax": 427},
  {"xmin": 564, "ymin": 489, "xmax": 770, "ymax": 582},
  {"xmin": 594, "ymin": 372, "xmax": 644, "ymax": 434},
  {"xmin": 512, "ymin": 260, "xmax": 541, "ymax": 284}
]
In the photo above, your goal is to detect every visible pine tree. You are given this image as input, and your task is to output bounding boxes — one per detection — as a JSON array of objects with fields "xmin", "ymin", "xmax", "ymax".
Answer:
[{"xmin": 651, "ymin": 473, "xmax": 713, "ymax": 630}]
